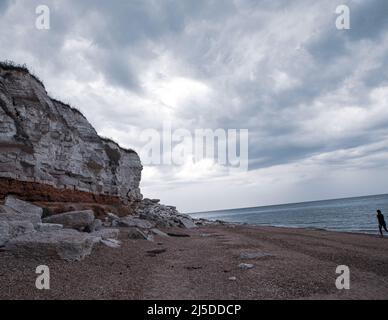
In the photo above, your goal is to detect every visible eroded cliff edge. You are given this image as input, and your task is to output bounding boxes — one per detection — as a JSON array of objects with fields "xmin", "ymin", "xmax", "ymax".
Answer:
[{"xmin": 0, "ymin": 63, "xmax": 142, "ymax": 205}]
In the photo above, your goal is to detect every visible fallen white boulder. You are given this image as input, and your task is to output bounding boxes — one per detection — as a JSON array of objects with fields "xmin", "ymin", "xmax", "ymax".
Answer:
[
  {"xmin": 0, "ymin": 221, "xmax": 35, "ymax": 246},
  {"xmin": 36, "ymin": 223, "xmax": 63, "ymax": 232},
  {"xmin": 101, "ymin": 239, "xmax": 121, "ymax": 248},
  {"xmin": 5, "ymin": 229, "xmax": 96, "ymax": 262},
  {"xmin": 136, "ymin": 200, "xmax": 198, "ymax": 229},
  {"xmin": 177, "ymin": 216, "xmax": 197, "ymax": 229},
  {"xmin": 127, "ymin": 227, "xmax": 151, "ymax": 240},
  {"xmin": 91, "ymin": 228, "xmax": 120, "ymax": 240},
  {"xmin": 4, "ymin": 196, "xmax": 43, "ymax": 217},
  {"xmin": 239, "ymin": 263, "xmax": 255, "ymax": 270},
  {"xmin": 8, "ymin": 221, "xmax": 35, "ymax": 238},
  {"xmin": 43, "ymin": 210, "xmax": 95, "ymax": 231},
  {"xmin": 0, "ymin": 205, "xmax": 18, "ymax": 214},
  {"xmin": 88, "ymin": 219, "xmax": 103, "ymax": 232},
  {"xmin": 0, "ymin": 211, "xmax": 42, "ymax": 226},
  {"xmin": 151, "ymin": 228, "xmax": 169, "ymax": 237},
  {"xmin": 107, "ymin": 212, "xmax": 120, "ymax": 222}
]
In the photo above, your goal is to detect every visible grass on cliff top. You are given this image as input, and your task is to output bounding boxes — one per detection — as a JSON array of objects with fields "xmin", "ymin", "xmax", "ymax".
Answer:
[
  {"xmin": 51, "ymin": 98, "xmax": 87, "ymax": 119},
  {"xmin": 100, "ymin": 136, "xmax": 137, "ymax": 155},
  {"xmin": 1, "ymin": 60, "xmax": 86, "ymax": 119},
  {"xmin": 1, "ymin": 60, "xmax": 137, "ymax": 156},
  {"xmin": 0, "ymin": 60, "xmax": 45, "ymax": 89}
]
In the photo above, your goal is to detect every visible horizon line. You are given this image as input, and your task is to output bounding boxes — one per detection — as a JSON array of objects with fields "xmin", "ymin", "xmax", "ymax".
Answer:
[{"xmin": 188, "ymin": 192, "xmax": 388, "ymax": 215}]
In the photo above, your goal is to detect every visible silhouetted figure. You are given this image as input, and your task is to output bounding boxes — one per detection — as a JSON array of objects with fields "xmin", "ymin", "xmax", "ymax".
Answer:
[{"xmin": 377, "ymin": 210, "xmax": 388, "ymax": 237}]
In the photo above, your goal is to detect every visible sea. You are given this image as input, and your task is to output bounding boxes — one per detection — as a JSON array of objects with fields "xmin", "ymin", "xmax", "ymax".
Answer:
[{"xmin": 190, "ymin": 194, "xmax": 388, "ymax": 235}]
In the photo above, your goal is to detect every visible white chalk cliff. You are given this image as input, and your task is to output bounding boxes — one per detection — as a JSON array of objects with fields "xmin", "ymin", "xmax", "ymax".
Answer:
[{"xmin": 0, "ymin": 63, "xmax": 142, "ymax": 202}]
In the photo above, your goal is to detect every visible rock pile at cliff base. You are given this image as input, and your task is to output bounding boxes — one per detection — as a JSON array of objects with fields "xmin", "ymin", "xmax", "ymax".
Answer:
[{"xmin": 0, "ymin": 196, "xmax": 205, "ymax": 261}]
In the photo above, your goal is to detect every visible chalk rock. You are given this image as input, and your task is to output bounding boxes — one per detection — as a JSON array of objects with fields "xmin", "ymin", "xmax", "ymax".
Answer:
[
  {"xmin": 8, "ymin": 221, "xmax": 35, "ymax": 238},
  {"xmin": 127, "ymin": 227, "xmax": 151, "ymax": 240},
  {"xmin": 86, "ymin": 219, "xmax": 103, "ymax": 233},
  {"xmin": 137, "ymin": 199, "xmax": 197, "ymax": 229},
  {"xmin": 0, "ymin": 221, "xmax": 35, "ymax": 246},
  {"xmin": 36, "ymin": 223, "xmax": 63, "ymax": 232},
  {"xmin": 106, "ymin": 213, "xmax": 120, "ymax": 223},
  {"xmin": 5, "ymin": 229, "xmax": 96, "ymax": 261},
  {"xmin": 143, "ymin": 199, "xmax": 160, "ymax": 205},
  {"xmin": 0, "ymin": 205, "xmax": 18, "ymax": 214},
  {"xmin": 4, "ymin": 196, "xmax": 43, "ymax": 217},
  {"xmin": 91, "ymin": 228, "xmax": 119, "ymax": 240},
  {"xmin": 151, "ymin": 228, "xmax": 169, "ymax": 237},
  {"xmin": 0, "ymin": 211, "xmax": 42, "ymax": 226},
  {"xmin": 238, "ymin": 263, "xmax": 255, "ymax": 270},
  {"xmin": 177, "ymin": 216, "xmax": 197, "ymax": 229},
  {"xmin": 119, "ymin": 216, "xmax": 155, "ymax": 229},
  {"xmin": 200, "ymin": 234, "xmax": 212, "ymax": 237},
  {"xmin": 43, "ymin": 210, "xmax": 95, "ymax": 231},
  {"xmin": 101, "ymin": 239, "xmax": 121, "ymax": 248}
]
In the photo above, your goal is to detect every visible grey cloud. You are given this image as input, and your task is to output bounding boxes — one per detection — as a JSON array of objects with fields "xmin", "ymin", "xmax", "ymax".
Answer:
[
  {"xmin": 1, "ymin": 0, "xmax": 388, "ymax": 210},
  {"xmin": 0, "ymin": 0, "xmax": 10, "ymax": 14},
  {"xmin": 347, "ymin": 0, "xmax": 388, "ymax": 41},
  {"xmin": 363, "ymin": 58, "xmax": 388, "ymax": 88}
]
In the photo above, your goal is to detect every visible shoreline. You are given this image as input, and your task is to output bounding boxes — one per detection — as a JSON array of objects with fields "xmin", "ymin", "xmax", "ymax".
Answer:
[
  {"xmin": 201, "ymin": 219, "xmax": 384, "ymax": 237},
  {"xmin": 1, "ymin": 223, "xmax": 387, "ymax": 300}
]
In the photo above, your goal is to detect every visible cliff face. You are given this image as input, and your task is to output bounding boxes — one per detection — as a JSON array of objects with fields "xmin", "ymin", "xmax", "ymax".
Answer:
[{"xmin": 0, "ymin": 64, "xmax": 142, "ymax": 203}]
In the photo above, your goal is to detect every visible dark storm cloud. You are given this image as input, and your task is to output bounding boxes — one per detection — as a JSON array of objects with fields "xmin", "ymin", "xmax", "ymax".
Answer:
[
  {"xmin": 42, "ymin": 0, "xmax": 239, "ymax": 91},
  {"xmin": 0, "ymin": 0, "xmax": 10, "ymax": 14},
  {"xmin": 347, "ymin": 0, "xmax": 388, "ymax": 41}
]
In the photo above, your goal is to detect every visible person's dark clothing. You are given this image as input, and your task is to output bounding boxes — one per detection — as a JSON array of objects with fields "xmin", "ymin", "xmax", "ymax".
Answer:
[
  {"xmin": 377, "ymin": 213, "xmax": 388, "ymax": 236},
  {"xmin": 378, "ymin": 213, "xmax": 386, "ymax": 225}
]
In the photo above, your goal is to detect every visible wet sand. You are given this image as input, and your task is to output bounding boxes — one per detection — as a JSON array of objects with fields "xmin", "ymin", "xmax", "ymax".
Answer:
[{"xmin": 0, "ymin": 224, "xmax": 387, "ymax": 300}]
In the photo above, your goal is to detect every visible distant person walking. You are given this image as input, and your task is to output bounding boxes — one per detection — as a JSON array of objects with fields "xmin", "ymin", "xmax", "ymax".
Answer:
[{"xmin": 377, "ymin": 210, "xmax": 388, "ymax": 237}]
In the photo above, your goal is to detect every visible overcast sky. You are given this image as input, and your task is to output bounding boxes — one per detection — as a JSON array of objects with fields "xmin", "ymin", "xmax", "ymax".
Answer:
[{"xmin": 1, "ymin": 0, "xmax": 388, "ymax": 212}]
